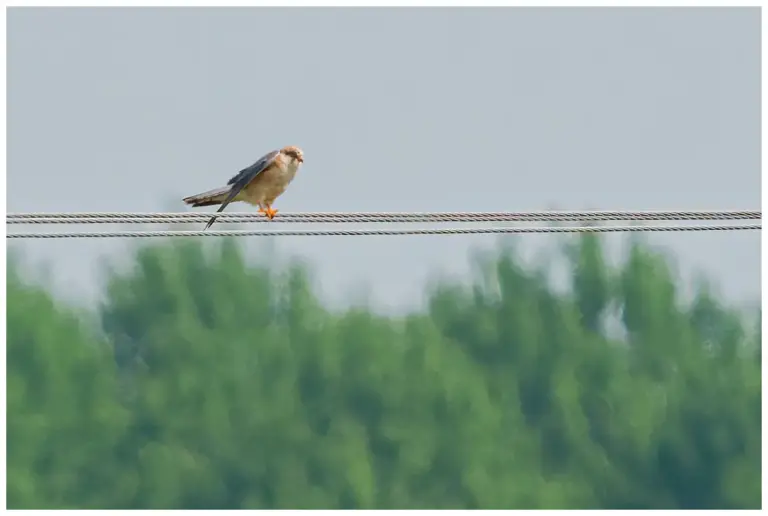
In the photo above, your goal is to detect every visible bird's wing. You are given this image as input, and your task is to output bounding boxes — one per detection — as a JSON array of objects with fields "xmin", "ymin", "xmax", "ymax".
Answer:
[
  {"xmin": 226, "ymin": 149, "xmax": 281, "ymax": 187},
  {"xmin": 204, "ymin": 149, "xmax": 280, "ymax": 230}
]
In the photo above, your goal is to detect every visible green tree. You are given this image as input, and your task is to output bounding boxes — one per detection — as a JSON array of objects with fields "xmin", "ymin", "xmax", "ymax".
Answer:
[
  {"xmin": 6, "ymin": 233, "xmax": 760, "ymax": 509},
  {"xmin": 7, "ymin": 254, "xmax": 131, "ymax": 509}
]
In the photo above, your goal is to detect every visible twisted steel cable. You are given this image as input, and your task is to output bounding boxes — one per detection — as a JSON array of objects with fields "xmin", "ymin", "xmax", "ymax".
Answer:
[
  {"xmin": 5, "ymin": 210, "xmax": 761, "ymax": 225},
  {"xmin": 6, "ymin": 224, "xmax": 761, "ymax": 239}
]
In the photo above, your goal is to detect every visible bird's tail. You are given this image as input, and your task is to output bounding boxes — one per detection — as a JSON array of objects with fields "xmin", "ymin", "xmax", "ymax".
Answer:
[{"xmin": 182, "ymin": 186, "xmax": 232, "ymax": 207}]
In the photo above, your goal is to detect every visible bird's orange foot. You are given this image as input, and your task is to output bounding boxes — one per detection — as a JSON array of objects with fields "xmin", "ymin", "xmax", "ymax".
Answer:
[{"xmin": 259, "ymin": 206, "xmax": 278, "ymax": 220}]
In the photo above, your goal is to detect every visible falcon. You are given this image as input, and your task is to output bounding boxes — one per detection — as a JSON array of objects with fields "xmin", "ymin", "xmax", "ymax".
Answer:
[{"xmin": 183, "ymin": 145, "xmax": 304, "ymax": 230}]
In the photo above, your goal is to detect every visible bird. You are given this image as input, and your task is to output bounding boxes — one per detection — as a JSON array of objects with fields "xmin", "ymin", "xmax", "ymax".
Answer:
[{"xmin": 183, "ymin": 145, "xmax": 304, "ymax": 230}]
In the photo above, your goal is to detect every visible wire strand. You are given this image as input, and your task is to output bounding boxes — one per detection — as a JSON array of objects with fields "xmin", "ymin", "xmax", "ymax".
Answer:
[
  {"xmin": 6, "ymin": 210, "xmax": 762, "ymax": 225},
  {"xmin": 6, "ymin": 224, "xmax": 761, "ymax": 239}
]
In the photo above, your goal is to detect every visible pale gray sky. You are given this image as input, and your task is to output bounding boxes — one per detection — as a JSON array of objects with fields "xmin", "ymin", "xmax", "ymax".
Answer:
[{"xmin": 7, "ymin": 7, "xmax": 761, "ymax": 312}]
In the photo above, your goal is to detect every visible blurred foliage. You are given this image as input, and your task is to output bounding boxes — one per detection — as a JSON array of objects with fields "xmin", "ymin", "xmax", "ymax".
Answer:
[{"xmin": 6, "ymin": 235, "xmax": 761, "ymax": 509}]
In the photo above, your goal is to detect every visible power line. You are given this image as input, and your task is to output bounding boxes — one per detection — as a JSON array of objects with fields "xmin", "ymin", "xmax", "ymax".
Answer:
[
  {"xmin": 6, "ymin": 224, "xmax": 761, "ymax": 239},
  {"xmin": 6, "ymin": 210, "xmax": 762, "ymax": 225},
  {"xmin": 7, "ymin": 210, "xmax": 760, "ymax": 239}
]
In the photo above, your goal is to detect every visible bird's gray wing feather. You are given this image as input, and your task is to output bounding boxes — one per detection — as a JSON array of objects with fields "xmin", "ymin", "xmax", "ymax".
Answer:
[{"xmin": 204, "ymin": 149, "xmax": 280, "ymax": 230}]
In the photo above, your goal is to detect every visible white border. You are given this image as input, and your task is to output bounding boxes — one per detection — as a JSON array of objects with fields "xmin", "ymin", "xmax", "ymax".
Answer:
[
  {"xmin": 760, "ymin": 4, "xmax": 766, "ymax": 512},
  {"xmin": 4, "ymin": 1, "xmax": 763, "ymax": 6},
  {"xmin": 1, "ymin": 2, "xmax": 764, "ymax": 514}
]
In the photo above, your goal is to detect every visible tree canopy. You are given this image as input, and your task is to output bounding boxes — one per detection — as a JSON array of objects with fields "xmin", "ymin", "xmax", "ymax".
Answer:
[{"xmin": 6, "ymin": 234, "xmax": 761, "ymax": 509}]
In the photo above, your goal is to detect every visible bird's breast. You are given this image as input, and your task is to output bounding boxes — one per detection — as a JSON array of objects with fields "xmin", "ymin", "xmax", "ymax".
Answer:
[
  {"xmin": 268, "ymin": 161, "xmax": 300, "ymax": 187},
  {"xmin": 244, "ymin": 161, "xmax": 300, "ymax": 202}
]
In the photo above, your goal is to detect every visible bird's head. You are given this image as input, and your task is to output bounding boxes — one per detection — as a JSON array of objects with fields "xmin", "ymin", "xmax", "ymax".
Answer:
[{"xmin": 281, "ymin": 145, "xmax": 304, "ymax": 164}]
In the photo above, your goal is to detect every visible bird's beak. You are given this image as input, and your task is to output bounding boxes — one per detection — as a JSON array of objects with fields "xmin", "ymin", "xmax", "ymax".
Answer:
[{"xmin": 298, "ymin": 157, "xmax": 304, "ymax": 163}]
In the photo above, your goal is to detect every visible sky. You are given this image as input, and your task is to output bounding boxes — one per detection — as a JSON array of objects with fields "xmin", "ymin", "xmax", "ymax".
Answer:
[{"xmin": 7, "ymin": 7, "xmax": 761, "ymax": 313}]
